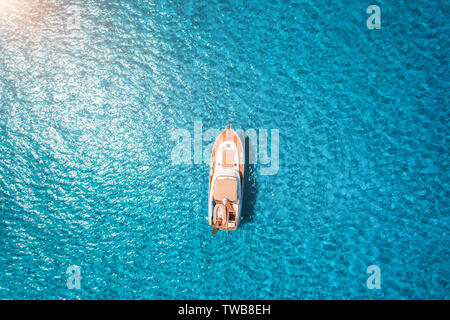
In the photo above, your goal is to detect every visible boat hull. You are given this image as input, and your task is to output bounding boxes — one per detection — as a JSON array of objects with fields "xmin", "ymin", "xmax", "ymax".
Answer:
[{"xmin": 208, "ymin": 125, "xmax": 244, "ymax": 232}]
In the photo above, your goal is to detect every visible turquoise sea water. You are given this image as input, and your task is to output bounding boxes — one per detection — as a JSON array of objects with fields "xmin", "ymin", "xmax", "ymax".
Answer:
[{"xmin": 0, "ymin": 0, "xmax": 448, "ymax": 299}]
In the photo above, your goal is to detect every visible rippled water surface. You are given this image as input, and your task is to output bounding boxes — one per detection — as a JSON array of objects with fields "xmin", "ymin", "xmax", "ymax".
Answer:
[{"xmin": 0, "ymin": 0, "xmax": 448, "ymax": 299}]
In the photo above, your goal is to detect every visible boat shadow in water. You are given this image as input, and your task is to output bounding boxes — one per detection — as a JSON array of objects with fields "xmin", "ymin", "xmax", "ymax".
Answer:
[{"xmin": 241, "ymin": 136, "xmax": 257, "ymax": 224}]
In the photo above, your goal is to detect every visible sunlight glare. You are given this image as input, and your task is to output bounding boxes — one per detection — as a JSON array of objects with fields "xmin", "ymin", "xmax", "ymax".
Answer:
[{"xmin": 0, "ymin": 0, "xmax": 12, "ymax": 11}]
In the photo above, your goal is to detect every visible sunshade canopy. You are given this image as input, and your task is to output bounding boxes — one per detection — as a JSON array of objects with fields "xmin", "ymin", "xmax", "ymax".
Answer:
[{"xmin": 213, "ymin": 178, "xmax": 237, "ymax": 201}]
